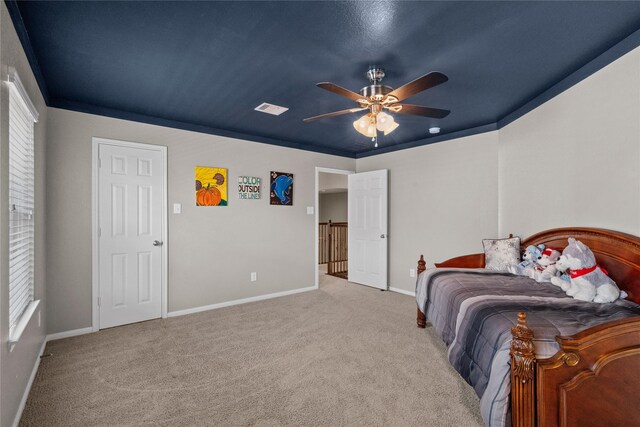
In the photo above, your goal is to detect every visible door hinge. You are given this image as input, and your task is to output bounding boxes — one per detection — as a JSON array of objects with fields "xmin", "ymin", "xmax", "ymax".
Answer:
[
  {"xmin": 97, "ymin": 296, "xmax": 101, "ymax": 307},
  {"xmin": 98, "ymin": 227, "xmax": 102, "ymax": 237},
  {"xmin": 98, "ymin": 157, "xmax": 102, "ymax": 168}
]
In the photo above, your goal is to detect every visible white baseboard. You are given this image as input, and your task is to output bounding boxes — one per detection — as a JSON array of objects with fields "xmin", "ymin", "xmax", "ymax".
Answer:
[
  {"xmin": 168, "ymin": 286, "xmax": 316, "ymax": 318},
  {"xmin": 12, "ymin": 339, "xmax": 46, "ymax": 427},
  {"xmin": 46, "ymin": 326, "xmax": 93, "ymax": 342},
  {"xmin": 389, "ymin": 287, "xmax": 416, "ymax": 297}
]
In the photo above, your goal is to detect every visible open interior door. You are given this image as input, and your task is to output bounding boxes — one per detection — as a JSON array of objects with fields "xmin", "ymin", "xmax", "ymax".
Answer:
[{"xmin": 348, "ymin": 169, "xmax": 388, "ymax": 289}]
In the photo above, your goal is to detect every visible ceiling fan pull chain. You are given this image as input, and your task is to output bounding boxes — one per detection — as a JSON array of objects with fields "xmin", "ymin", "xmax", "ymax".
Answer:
[{"xmin": 372, "ymin": 117, "xmax": 378, "ymax": 148}]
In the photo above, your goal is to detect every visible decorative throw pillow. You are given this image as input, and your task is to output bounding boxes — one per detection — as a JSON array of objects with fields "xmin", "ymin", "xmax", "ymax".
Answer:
[{"xmin": 483, "ymin": 237, "xmax": 521, "ymax": 272}]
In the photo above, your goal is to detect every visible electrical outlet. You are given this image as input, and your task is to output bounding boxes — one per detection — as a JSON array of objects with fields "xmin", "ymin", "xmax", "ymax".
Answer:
[
  {"xmin": 251, "ymin": 272, "xmax": 257, "ymax": 282},
  {"xmin": 173, "ymin": 203, "xmax": 182, "ymax": 214},
  {"xmin": 409, "ymin": 268, "xmax": 416, "ymax": 278}
]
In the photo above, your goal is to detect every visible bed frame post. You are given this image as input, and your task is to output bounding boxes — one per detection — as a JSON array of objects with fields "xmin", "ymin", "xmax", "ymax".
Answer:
[
  {"xmin": 416, "ymin": 255, "xmax": 427, "ymax": 328},
  {"xmin": 510, "ymin": 312, "xmax": 536, "ymax": 427},
  {"xmin": 417, "ymin": 254, "xmax": 426, "ymax": 275}
]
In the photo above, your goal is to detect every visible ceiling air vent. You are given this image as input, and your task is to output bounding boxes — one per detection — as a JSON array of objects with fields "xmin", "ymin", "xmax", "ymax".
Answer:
[{"xmin": 254, "ymin": 102, "xmax": 288, "ymax": 116}]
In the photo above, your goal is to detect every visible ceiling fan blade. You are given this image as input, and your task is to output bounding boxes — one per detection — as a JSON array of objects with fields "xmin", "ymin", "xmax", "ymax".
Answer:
[
  {"xmin": 387, "ymin": 72, "xmax": 448, "ymax": 102},
  {"xmin": 317, "ymin": 82, "xmax": 366, "ymax": 102},
  {"xmin": 393, "ymin": 104, "xmax": 450, "ymax": 119},
  {"xmin": 303, "ymin": 107, "xmax": 367, "ymax": 122}
]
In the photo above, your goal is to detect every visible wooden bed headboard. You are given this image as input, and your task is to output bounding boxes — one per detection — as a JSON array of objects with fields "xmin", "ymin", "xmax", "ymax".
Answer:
[{"xmin": 435, "ymin": 227, "xmax": 640, "ymax": 304}]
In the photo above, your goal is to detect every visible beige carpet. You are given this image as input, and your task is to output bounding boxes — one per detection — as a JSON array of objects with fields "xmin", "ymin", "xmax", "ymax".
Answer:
[{"xmin": 20, "ymin": 273, "xmax": 482, "ymax": 426}]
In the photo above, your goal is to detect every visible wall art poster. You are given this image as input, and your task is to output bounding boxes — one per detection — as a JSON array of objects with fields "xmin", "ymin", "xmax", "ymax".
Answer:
[
  {"xmin": 270, "ymin": 171, "xmax": 293, "ymax": 206},
  {"xmin": 195, "ymin": 166, "xmax": 227, "ymax": 206},
  {"xmin": 238, "ymin": 176, "xmax": 261, "ymax": 199}
]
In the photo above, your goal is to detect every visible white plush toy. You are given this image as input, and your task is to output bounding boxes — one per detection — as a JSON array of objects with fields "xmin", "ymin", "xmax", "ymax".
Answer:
[
  {"xmin": 508, "ymin": 244, "xmax": 545, "ymax": 275},
  {"xmin": 550, "ymin": 256, "xmax": 571, "ymax": 289},
  {"xmin": 555, "ymin": 238, "xmax": 622, "ymax": 303},
  {"xmin": 529, "ymin": 247, "xmax": 561, "ymax": 283}
]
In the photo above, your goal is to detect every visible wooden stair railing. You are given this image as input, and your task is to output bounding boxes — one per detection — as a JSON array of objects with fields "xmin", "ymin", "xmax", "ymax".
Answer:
[
  {"xmin": 318, "ymin": 221, "xmax": 348, "ymax": 279},
  {"xmin": 327, "ymin": 222, "xmax": 348, "ymax": 278}
]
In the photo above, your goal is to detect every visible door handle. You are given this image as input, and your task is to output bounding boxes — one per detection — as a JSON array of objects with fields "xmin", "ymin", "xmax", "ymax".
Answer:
[
  {"xmin": 380, "ymin": 234, "xmax": 386, "ymax": 239},
  {"xmin": 153, "ymin": 240, "xmax": 163, "ymax": 246}
]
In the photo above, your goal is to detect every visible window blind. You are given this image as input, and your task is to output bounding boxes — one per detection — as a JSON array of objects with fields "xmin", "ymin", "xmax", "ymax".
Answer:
[{"xmin": 8, "ymin": 73, "xmax": 37, "ymax": 337}]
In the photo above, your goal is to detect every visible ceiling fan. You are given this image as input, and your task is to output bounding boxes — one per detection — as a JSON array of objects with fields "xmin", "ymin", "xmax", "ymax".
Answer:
[{"xmin": 303, "ymin": 67, "xmax": 450, "ymax": 147}]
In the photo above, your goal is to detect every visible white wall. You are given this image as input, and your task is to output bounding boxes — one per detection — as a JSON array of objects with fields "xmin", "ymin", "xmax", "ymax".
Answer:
[
  {"xmin": 0, "ymin": 3, "xmax": 48, "ymax": 426},
  {"xmin": 356, "ymin": 132, "xmax": 500, "ymax": 293},
  {"xmin": 499, "ymin": 47, "xmax": 640, "ymax": 237},
  {"xmin": 318, "ymin": 172, "xmax": 347, "ymax": 192},
  {"xmin": 46, "ymin": 108, "xmax": 355, "ymax": 333},
  {"xmin": 319, "ymin": 192, "xmax": 348, "ymax": 222}
]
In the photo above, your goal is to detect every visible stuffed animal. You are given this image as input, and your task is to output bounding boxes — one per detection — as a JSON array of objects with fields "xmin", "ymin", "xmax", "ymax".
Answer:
[
  {"xmin": 550, "ymin": 255, "xmax": 571, "ymax": 289},
  {"xmin": 529, "ymin": 247, "xmax": 561, "ymax": 283},
  {"xmin": 559, "ymin": 238, "xmax": 621, "ymax": 303},
  {"xmin": 508, "ymin": 244, "xmax": 545, "ymax": 276}
]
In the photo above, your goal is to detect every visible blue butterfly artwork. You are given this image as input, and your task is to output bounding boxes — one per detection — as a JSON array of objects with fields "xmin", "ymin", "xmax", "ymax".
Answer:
[{"xmin": 270, "ymin": 171, "xmax": 293, "ymax": 206}]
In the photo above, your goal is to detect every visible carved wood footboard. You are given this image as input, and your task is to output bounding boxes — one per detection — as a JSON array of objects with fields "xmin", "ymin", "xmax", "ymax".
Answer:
[
  {"xmin": 415, "ymin": 227, "xmax": 640, "ymax": 427},
  {"xmin": 536, "ymin": 316, "xmax": 640, "ymax": 427}
]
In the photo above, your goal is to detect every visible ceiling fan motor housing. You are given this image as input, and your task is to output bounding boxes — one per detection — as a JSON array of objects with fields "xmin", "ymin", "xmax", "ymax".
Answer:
[
  {"xmin": 361, "ymin": 67, "xmax": 394, "ymax": 103},
  {"xmin": 359, "ymin": 84, "xmax": 393, "ymax": 102}
]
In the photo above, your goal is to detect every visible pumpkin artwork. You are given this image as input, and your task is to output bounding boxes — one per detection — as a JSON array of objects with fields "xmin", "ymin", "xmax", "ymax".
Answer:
[
  {"xmin": 196, "ymin": 183, "xmax": 222, "ymax": 206},
  {"xmin": 195, "ymin": 166, "xmax": 227, "ymax": 206}
]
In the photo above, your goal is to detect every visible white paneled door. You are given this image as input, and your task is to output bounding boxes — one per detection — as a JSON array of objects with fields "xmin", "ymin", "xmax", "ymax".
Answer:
[
  {"xmin": 348, "ymin": 170, "xmax": 388, "ymax": 290},
  {"xmin": 98, "ymin": 143, "xmax": 164, "ymax": 329}
]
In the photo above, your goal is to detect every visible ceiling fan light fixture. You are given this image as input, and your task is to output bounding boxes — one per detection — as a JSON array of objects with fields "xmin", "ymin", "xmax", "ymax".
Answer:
[
  {"xmin": 376, "ymin": 111, "xmax": 398, "ymax": 135},
  {"xmin": 366, "ymin": 123, "xmax": 377, "ymax": 138},
  {"xmin": 358, "ymin": 115, "xmax": 369, "ymax": 130},
  {"xmin": 353, "ymin": 114, "xmax": 367, "ymax": 131},
  {"xmin": 383, "ymin": 120, "xmax": 399, "ymax": 135},
  {"xmin": 353, "ymin": 113, "xmax": 377, "ymax": 137}
]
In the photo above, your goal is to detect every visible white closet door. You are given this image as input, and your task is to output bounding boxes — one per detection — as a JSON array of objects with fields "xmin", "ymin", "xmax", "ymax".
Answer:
[
  {"xmin": 348, "ymin": 170, "xmax": 388, "ymax": 289},
  {"xmin": 98, "ymin": 143, "xmax": 164, "ymax": 328}
]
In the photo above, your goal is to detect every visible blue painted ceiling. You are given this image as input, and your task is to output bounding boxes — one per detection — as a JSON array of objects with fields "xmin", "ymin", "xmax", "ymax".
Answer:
[{"xmin": 8, "ymin": 1, "xmax": 640, "ymax": 158}]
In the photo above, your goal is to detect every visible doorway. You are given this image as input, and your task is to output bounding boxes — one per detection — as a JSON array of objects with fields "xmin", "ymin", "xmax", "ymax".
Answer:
[
  {"xmin": 315, "ymin": 168, "xmax": 353, "ymax": 288},
  {"xmin": 92, "ymin": 138, "xmax": 168, "ymax": 330}
]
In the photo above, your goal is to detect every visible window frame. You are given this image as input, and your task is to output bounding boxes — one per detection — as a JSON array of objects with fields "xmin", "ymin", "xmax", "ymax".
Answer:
[{"xmin": 7, "ymin": 69, "xmax": 39, "ymax": 351}]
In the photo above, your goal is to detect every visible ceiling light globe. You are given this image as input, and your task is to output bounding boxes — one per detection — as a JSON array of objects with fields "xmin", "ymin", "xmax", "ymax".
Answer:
[
  {"xmin": 376, "ymin": 112, "xmax": 392, "ymax": 132},
  {"xmin": 353, "ymin": 114, "xmax": 372, "ymax": 136},
  {"xmin": 383, "ymin": 121, "xmax": 399, "ymax": 135},
  {"xmin": 377, "ymin": 113, "xmax": 395, "ymax": 132},
  {"xmin": 366, "ymin": 123, "xmax": 377, "ymax": 138}
]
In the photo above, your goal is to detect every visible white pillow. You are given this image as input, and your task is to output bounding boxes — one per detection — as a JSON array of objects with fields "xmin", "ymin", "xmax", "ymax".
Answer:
[{"xmin": 483, "ymin": 237, "xmax": 521, "ymax": 272}]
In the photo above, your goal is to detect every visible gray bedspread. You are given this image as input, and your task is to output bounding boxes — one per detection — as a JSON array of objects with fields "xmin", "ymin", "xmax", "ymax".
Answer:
[{"xmin": 415, "ymin": 268, "xmax": 640, "ymax": 427}]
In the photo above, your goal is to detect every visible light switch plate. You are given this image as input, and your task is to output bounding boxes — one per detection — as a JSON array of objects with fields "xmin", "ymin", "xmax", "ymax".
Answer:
[
  {"xmin": 409, "ymin": 268, "xmax": 416, "ymax": 278},
  {"xmin": 251, "ymin": 272, "xmax": 257, "ymax": 282},
  {"xmin": 307, "ymin": 206, "xmax": 314, "ymax": 215},
  {"xmin": 173, "ymin": 203, "xmax": 182, "ymax": 214}
]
